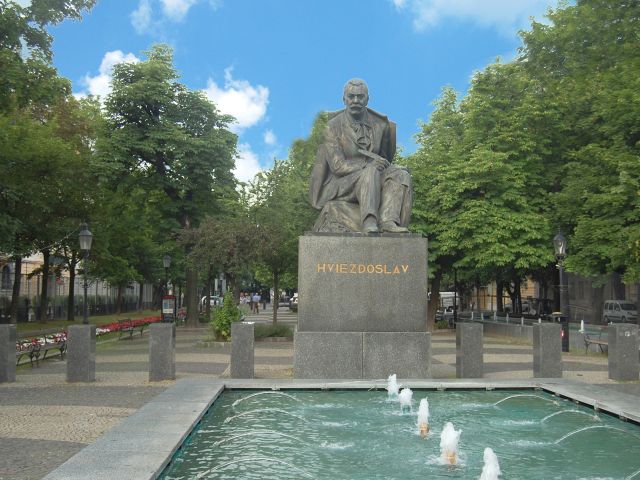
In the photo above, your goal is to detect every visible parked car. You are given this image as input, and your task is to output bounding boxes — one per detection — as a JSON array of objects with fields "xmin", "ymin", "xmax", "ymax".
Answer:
[
  {"xmin": 602, "ymin": 300, "xmax": 638, "ymax": 324},
  {"xmin": 200, "ymin": 295, "xmax": 222, "ymax": 310},
  {"xmin": 504, "ymin": 300, "xmax": 537, "ymax": 316},
  {"xmin": 289, "ymin": 293, "xmax": 298, "ymax": 311}
]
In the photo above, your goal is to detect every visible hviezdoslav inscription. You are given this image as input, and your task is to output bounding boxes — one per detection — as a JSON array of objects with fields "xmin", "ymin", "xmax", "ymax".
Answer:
[
  {"xmin": 316, "ymin": 263, "xmax": 409, "ymax": 275},
  {"xmin": 309, "ymin": 78, "xmax": 413, "ymax": 234}
]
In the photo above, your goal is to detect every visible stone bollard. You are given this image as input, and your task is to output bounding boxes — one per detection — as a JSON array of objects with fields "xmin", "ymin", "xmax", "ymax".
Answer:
[
  {"xmin": 533, "ymin": 323, "xmax": 562, "ymax": 378},
  {"xmin": 0, "ymin": 324, "xmax": 17, "ymax": 383},
  {"xmin": 608, "ymin": 323, "xmax": 639, "ymax": 381},
  {"xmin": 456, "ymin": 322, "xmax": 483, "ymax": 378},
  {"xmin": 231, "ymin": 322, "xmax": 254, "ymax": 379},
  {"xmin": 67, "ymin": 325, "xmax": 96, "ymax": 382},
  {"xmin": 149, "ymin": 323, "xmax": 175, "ymax": 382}
]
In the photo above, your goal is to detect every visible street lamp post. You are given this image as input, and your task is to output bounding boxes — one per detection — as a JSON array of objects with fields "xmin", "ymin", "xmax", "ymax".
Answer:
[
  {"xmin": 163, "ymin": 255, "xmax": 171, "ymax": 294},
  {"xmin": 553, "ymin": 232, "xmax": 569, "ymax": 351},
  {"xmin": 78, "ymin": 224, "xmax": 93, "ymax": 325},
  {"xmin": 553, "ymin": 232, "xmax": 568, "ymax": 316}
]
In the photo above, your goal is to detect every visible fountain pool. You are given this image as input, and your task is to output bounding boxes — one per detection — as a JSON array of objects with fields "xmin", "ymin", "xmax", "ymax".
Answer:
[{"xmin": 159, "ymin": 388, "xmax": 640, "ymax": 479}]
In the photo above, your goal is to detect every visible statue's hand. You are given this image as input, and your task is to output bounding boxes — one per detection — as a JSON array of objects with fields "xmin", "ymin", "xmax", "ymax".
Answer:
[{"xmin": 358, "ymin": 149, "xmax": 390, "ymax": 171}]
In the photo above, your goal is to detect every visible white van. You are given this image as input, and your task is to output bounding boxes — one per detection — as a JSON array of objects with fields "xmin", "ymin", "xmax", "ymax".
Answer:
[{"xmin": 602, "ymin": 300, "xmax": 638, "ymax": 324}]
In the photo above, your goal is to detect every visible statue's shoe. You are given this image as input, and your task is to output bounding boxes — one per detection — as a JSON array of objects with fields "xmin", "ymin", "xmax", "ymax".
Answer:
[
  {"xmin": 381, "ymin": 221, "xmax": 409, "ymax": 233},
  {"xmin": 362, "ymin": 218, "xmax": 379, "ymax": 233}
]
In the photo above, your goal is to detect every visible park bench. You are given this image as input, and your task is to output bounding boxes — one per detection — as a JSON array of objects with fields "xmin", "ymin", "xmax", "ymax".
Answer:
[
  {"xmin": 118, "ymin": 319, "xmax": 146, "ymax": 339},
  {"xmin": 16, "ymin": 339, "xmax": 66, "ymax": 366},
  {"xmin": 583, "ymin": 331, "xmax": 608, "ymax": 354}
]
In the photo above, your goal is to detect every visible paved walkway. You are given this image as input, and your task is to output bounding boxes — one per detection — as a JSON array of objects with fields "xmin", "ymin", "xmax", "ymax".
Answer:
[{"xmin": 0, "ymin": 310, "xmax": 637, "ymax": 479}]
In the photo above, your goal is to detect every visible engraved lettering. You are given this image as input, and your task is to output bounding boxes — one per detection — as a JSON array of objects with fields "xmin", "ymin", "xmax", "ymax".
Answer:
[
  {"xmin": 367, "ymin": 265, "xmax": 375, "ymax": 273},
  {"xmin": 375, "ymin": 264, "xmax": 383, "ymax": 274},
  {"xmin": 350, "ymin": 264, "xmax": 357, "ymax": 273},
  {"xmin": 392, "ymin": 266, "xmax": 400, "ymax": 275},
  {"xmin": 317, "ymin": 263, "xmax": 326, "ymax": 273},
  {"xmin": 328, "ymin": 264, "xmax": 335, "ymax": 273},
  {"xmin": 339, "ymin": 263, "xmax": 348, "ymax": 273},
  {"xmin": 402, "ymin": 264, "xmax": 409, "ymax": 273},
  {"xmin": 358, "ymin": 264, "xmax": 366, "ymax": 273}
]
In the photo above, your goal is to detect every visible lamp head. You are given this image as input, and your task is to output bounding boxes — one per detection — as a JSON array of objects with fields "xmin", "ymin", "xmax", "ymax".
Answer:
[
  {"xmin": 79, "ymin": 224, "xmax": 93, "ymax": 252},
  {"xmin": 553, "ymin": 232, "xmax": 567, "ymax": 259}
]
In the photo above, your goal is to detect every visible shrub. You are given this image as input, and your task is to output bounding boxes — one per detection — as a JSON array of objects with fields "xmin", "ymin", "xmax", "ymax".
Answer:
[
  {"xmin": 211, "ymin": 295, "xmax": 242, "ymax": 340},
  {"xmin": 435, "ymin": 320, "xmax": 450, "ymax": 329},
  {"xmin": 254, "ymin": 324, "xmax": 293, "ymax": 340}
]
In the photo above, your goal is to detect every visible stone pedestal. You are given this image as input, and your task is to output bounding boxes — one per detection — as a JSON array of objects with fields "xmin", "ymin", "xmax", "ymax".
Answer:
[
  {"xmin": 456, "ymin": 322, "xmax": 483, "ymax": 378},
  {"xmin": 294, "ymin": 233, "xmax": 429, "ymax": 379},
  {"xmin": 0, "ymin": 325, "xmax": 16, "ymax": 383},
  {"xmin": 149, "ymin": 323, "xmax": 175, "ymax": 382},
  {"xmin": 608, "ymin": 324, "xmax": 639, "ymax": 381},
  {"xmin": 66, "ymin": 325, "xmax": 96, "ymax": 383},
  {"xmin": 231, "ymin": 322, "xmax": 254, "ymax": 379},
  {"xmin": 533, "ymin": 323, "xmax": 562, "ymax": 378},
  {"xmin": 297, "ymin": 233, "xmax": 427, "ymax": 332},
  {"xmin": 363, "ymin": 332, "xmax": 431, "ymax": 379},
  {"xmin": 294, "ymin": 332, "xmax": 363, "ymax": 379}
]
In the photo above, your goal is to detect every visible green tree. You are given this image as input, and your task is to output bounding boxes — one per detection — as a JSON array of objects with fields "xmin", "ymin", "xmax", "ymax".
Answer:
[
  {"xmin": 99, "ymin": 44, "xmax": 237, "ymax": 325},
  {"xmin": 521, "ymin": 0, "xmax": 640, "ymax": 284},
  {"xmin": 0, "ymin": 0, "xmax": 96, "ymax": 322}
]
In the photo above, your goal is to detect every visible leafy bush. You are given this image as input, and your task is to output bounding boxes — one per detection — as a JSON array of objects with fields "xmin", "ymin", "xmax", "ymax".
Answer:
[
  {"xmin": 211, "ymin": 295, "xmax": 242, "ymax": 340},
  {"xmin": 254, "ymin": 324, "xmax": 293, "ymax": 339},
  {"xmin": 435, "ymin": 320, "xmax": 450, "ymax": 329}
]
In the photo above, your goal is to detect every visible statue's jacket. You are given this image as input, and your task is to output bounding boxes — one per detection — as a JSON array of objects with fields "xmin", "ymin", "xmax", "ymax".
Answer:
[{"xmin": 309, "ymin": 108, "xmax": 393, "ymax": 210}]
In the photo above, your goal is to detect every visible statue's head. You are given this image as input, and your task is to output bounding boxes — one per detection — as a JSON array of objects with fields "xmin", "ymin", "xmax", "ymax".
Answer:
[{"xmin": 343, "ymin": 78, "xmax": 369, "ymax": 117}]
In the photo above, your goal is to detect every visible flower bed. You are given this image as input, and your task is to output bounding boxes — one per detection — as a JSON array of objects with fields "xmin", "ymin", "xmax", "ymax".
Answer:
[{"xmin": 16, "ymin": 315, "xmax": 162, "ymax": 351}]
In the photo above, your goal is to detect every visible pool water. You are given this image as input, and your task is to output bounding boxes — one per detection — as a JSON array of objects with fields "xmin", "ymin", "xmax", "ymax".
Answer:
[{"xmin": 160, "ymin": 389, "xmax": 640, "ymax": 479}]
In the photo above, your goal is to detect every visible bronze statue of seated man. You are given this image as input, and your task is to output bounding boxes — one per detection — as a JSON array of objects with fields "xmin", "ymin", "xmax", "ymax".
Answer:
[{"xmin": 309, "ymin": 78, "xmax": 413, "ymax": 233}]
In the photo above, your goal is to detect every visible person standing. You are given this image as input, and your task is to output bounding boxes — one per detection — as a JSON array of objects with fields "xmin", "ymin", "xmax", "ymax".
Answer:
[{"xmin": 252, "ymin": 292, "xmax": 260, "ymax": 314}]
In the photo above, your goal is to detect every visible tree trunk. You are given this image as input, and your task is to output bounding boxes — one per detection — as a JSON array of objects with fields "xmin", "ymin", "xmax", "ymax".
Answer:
[
  {"xmin": 9, "ymin": 256, "xmax": 22, "ymax": 324},
  {"xmin": 186, "ymin": 266, "xmax": 199, "ymax": 326},
  {"xmin": 496, "ymin": 281, "xmax": 504, "ymax": 311},
  {"xmin": 39, "ymin": 249, "xmax": 50, "ymax": 323},
  {"xmin": 205, "ymin": 265, "xmax": 212, "ymax": 320},
  {"xmin": 427, "ymin": 269, "xmax": 442, "ymax": 331},
  {"xmin": 272, "ymin": 271, "xmax": 279, "ymax": 325},
  {"xmin": 591, "ymin": 283, "xmax": 604, "ymax": 324},
  {"xmin": 514, "ymin": 277, "xmax": 522, "ymax": 314},
  {"xmin": 116, "ymin": 285, "xmax": 123, "ymax": 314},
  {"xmin": 137, "ymin": 281, "xmax": 143, "ymax": 311},
  {"xmin": 67, "ymin": 256, "xmax": 77, "ymax": 321},
  {"xmin": 611, "ymin": 272, "xmax": 625, "ymax": 300}
]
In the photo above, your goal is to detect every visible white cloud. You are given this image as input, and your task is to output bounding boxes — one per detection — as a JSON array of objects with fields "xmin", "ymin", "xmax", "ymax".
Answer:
[
  {"xmin": 160, "ymin": 0, "xmax": 198, "ymax": 21},
  {"xmin": 392, "ymin": 0, "xmax": 407, "ymax": 9},
  {"xmin": 397, "ymin": 0, "xmax": 556, "ymax": 33},
  {"xmin": 204, "ymin": 68, "xmax": 269, "ymax": 131},
  {"xmin": 263, "ymin": 130, "xmax": 277, "ymax": 146},
  {"xmin": 131, "ymin": 0, "xmax": 222, "ymax": 32},
  {"xmin": 131, "ymin": 0, "xmax": 153, "ymax": 34},
  {"xmin": 77, "ymin": 50, "xmax": 140, "ymax": 99},
  {"xmin": 234, "ymin": 143, "xmax": 262, "ymax": 183}
]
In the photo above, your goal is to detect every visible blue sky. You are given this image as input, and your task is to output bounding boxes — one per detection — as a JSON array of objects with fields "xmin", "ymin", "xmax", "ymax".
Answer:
[{"xmin": 46, "ymin": 0, "xmax": 561, "ymax": 182}]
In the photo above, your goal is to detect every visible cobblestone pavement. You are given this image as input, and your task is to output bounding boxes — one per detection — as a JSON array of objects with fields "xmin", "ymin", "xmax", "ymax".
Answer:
[{"xmin": 0, "ymin": 314, "xmax": 637, "ymax": 479}]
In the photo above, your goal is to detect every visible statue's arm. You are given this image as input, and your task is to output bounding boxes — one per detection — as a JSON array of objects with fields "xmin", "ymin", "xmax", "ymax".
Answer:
[
  {"xmin": 381, "ymin": 122, "xmax": 393, "ymax": 162},
  {"xmin": 324, "ymin": 126, "xmax": 367, "ymax": 176}
]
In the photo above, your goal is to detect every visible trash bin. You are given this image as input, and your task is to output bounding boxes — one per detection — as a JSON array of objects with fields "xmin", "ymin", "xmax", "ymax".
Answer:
[{"xmin": 552, "ymin": 312, "xmax": 569, "ymax": 352}]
